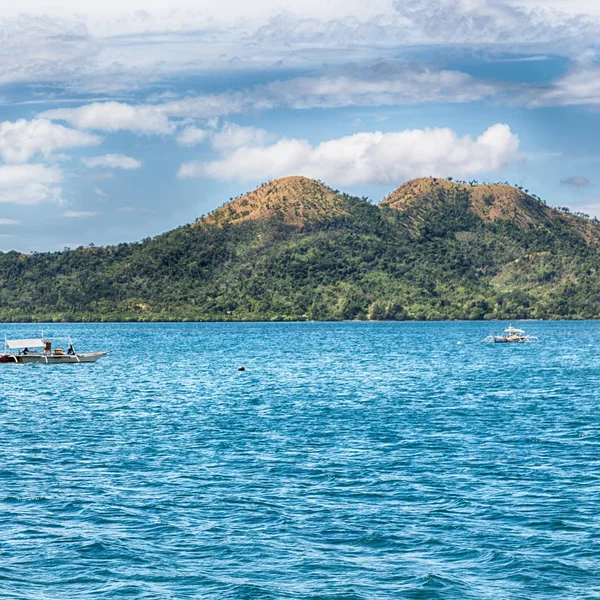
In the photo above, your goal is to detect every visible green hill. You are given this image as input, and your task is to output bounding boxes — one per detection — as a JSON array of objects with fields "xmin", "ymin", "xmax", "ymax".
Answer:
[{"xmin": 1, "ymin": 175, "xmax": 600, "ymax": 322}]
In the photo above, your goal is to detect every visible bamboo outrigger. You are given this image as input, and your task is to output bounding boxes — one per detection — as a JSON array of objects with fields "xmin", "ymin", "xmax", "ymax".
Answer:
[
  {"xmin": 482, "ymin": 325, "xmax": 539, "ymax": 344},
  {"xmin": 0, "ymin": 334, "xmax": 108, "ymax": 364}
]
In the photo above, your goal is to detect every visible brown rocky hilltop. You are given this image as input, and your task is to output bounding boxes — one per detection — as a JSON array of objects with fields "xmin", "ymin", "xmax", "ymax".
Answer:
[
  {"xmin": 196, "ymin": 174, "xmax": 600, "ymax": 244},
  {"xmin": 380, "ymin": 177, "xmax": 600, "ymax": 242},
  {"xmin": 199, "ymin": 175, "xmax": 349, "ymax": 228}
]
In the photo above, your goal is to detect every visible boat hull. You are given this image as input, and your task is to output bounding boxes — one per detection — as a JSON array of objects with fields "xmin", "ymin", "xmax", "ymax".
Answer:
[{"xmin": 0, "ymin": 352, "xmax": 108, "ymax": 364}]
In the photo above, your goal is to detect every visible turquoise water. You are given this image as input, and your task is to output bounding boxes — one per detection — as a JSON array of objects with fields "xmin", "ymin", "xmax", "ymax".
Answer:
[{"xmin": 1, "ymin": 322, "xmax": 599, "ymax": 599}]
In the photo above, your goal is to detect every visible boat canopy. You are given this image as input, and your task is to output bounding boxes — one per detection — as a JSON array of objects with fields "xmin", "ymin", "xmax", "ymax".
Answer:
[
  {"xmin": 504, "ymin": 326, "xmax": 525, "ymax": 334},
  {"xmin": 5, "ymin": 338, "xmax": 44, "ymax": 349}
]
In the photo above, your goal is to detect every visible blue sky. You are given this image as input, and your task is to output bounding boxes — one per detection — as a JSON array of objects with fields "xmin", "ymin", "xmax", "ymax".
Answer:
[{"xmin": 2, "ymin": 0, "xmax": 600, "ymax": 251}]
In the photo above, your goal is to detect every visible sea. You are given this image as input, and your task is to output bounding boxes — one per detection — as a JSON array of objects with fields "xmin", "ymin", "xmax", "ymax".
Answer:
[{"xmin": 0, "ymin": 321, "xmax": 599, "ymax": 599}]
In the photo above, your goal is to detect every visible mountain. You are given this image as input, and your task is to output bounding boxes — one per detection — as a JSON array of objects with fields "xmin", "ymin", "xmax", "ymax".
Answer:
[
  {"xmin": 201, "ymin": 176, "xmax": 350, "ymax": 228},
  {"xmin": 0, "ymin": 175, "xmax": 600, "ymax": 322},
  {"xmin": 381, "ymin": 177, "xmax": 600, "ymax": 241}
]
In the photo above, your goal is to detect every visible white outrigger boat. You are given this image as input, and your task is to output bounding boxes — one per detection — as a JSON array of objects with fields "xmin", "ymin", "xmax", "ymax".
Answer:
[
  {"xmin": 0, "ymin": 335, "xmax": 108, "ymax": 364},
  {"xmin": 482, "ymin": 325, "xmax": 539, "ymax": 344}
]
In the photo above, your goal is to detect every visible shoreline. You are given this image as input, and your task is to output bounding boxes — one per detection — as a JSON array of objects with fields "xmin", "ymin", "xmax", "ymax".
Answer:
[{"xmin": 0, "ymin": 317, "xmax": 589, "ymax": 324}]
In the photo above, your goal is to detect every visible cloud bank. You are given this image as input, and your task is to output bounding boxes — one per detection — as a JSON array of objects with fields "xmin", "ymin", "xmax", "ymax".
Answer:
[
  {"xmin": 179, "ymin": 123, "xmax": 522, "ymax": 185},
  {"xmin": 0, "ymin": 0, "xmax": 596, "ymax": 95},
  {"xmin": 37, "ymin": 65, "xmax": 504, "ymax": 136}
]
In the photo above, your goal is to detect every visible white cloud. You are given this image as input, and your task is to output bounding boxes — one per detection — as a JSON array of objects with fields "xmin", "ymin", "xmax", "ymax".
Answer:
[
  {"xmin": 254, "ymin": 68, "xmax": 499, "ymax": 108},
  {"xmin": 0, "ymin": 15, "xmax": 97, "ymax": 87},
  {"xmin": 0, "ymin": 218, "xmax": 20, "ymax": 225},
  {"xmin": 391, "ymin": 0, "xmax": 598, "ymax": 47},
  {"xmin": 42, "ymin": 102, "xmax": 173, "ymax": 134},
  {"xmin": 160, "ymin": 66, "xmax": 500, "ymax": 118},
  {"xmin": 0, "ymin": 164, "xmax": 62, "ymax": 205},
  {"xmin": 63, "ymin": 210, "xmax": 101, "ymax": 218},
  {"xmin": 176, "ymin": 126, "xmax": 209, "ymax": 146},
  {"xmin": 526, "ymin": 63, "xmax": 600, "ymax": 107},
  {"xmin": 149, "ymin": 94, "xmax": 248, "ymax": 120},
  {"xmin": 40, "ymin": 64, "xmax": 500, "ymax": 135},
  {"xmin": 178, "ymin": 123, "xmax": 522, "ymax": 185},
  {"xmin": 0, "ymin": 118, "xmax": 100, "ymax": 163},
  {"xmin": 2, "ymin": 0, "xmax": 388, "ymax": 26},
  {"xmin": 211, "ymin": 123, "xmax": 272, "ymax": 150},
  {"xmin": 33, "ymin": 57, "xmax": 600, "ymax": 123},
  {"xmin": 0, "ymin": 6, "xmax": 402, "ymax": 92},
  {"xmin": 82, "ymin": 154, "xmax": 142, "ymax": 169}
]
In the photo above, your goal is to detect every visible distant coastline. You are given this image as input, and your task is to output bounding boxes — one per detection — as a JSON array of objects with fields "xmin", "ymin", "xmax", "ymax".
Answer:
[
  {"xmin": 2, "ymin": 176, "xmax": 600, "ymax": 322},
  {"xmin": 0, "ymin": 316, "xmax": 582, "ymax": 324}
]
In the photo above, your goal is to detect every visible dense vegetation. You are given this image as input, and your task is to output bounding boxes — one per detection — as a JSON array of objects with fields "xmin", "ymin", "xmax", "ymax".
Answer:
[{"xmin": 2, "ymin": 177, "xmax": 600, "ymax": 322}]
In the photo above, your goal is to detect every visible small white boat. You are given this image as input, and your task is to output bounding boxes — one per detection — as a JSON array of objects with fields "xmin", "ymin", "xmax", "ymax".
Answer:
[
  {"xmin": 0, "ymin": 335, "xmax": 108, "ymax": 364},
  {"xmin": 482, "ymin": 324, "xmax": 539, "ymax": 344}
]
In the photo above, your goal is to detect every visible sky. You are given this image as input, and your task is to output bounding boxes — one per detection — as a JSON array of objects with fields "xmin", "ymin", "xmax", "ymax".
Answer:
[{"xmin": 2, "ymin": 0, "xmax": 600, "ymax": 251}]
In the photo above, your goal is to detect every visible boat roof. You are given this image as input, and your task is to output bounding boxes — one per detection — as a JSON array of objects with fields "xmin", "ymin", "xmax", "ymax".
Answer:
[
  {"xmin": 504, "ymin": 326, "xmax": 525, "ymax": 334},
  {"xmin": 5, "ymin": 338, "xmax": 44, "ymax": 349}
]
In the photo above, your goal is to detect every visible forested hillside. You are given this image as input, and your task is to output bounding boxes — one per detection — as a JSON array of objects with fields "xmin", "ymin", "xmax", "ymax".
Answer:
[{"xmin": 1, "ymin": 175, "xmax": 600, "ymax": 322}]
